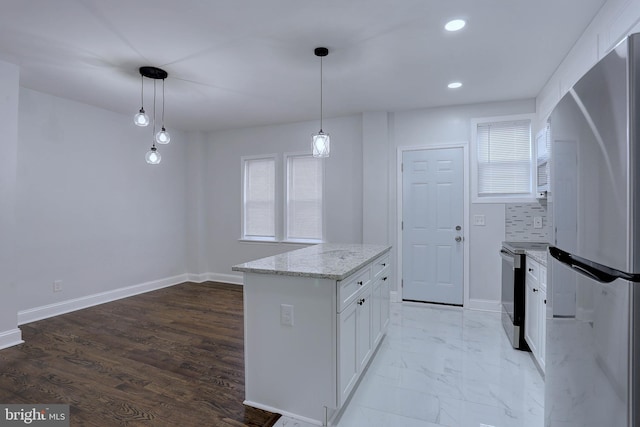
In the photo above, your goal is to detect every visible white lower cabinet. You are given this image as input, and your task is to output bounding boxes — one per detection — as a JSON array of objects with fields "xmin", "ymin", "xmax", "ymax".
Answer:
[
  {"xmin": 338, "ymin": 283, "xmax": 374, "ymax": 405},
  {"xmin": 525, "ymin": 276, "xmax": 539, "ymax": 356},
  {"xmin": 338, "ymin": 269, "xmax": 378, "ymax": 406},
  {"xmin": 338, "ymin": 299, "xmax": 358, "ymax": 403},
  {"xmin": 524, "ymin": 255, "xmax": 547, "ymax": 373},
  {"xmin": 372, "ymin": 274, "xmax": 391, "ymax": 348},
  {"xmin": 356, "ymin": 286, "xmax": 373, "ymax": 372},
  {"xmin": 539, "ymin": 287, "xmax": 546, "ymax": 370}
]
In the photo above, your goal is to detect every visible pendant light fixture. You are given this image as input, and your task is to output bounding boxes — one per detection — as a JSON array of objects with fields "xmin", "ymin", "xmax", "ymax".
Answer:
[
  {"xmin": 134, "ymin": 66, "xmax": 170, "ymax": 164},
  {"xmin": 145, "ymin": 79, "xmax": 162, "ymax": 165},
  {"xmin": 133, "ymin": 72, "xmax": 149, "ymax": 127},
  {"xmin": 155, "ymin": 77, "xmax": 170, "ymax": 144},
  {"xmin": 312, "ymin": 47, "xmax": 330, "ymax": 158}
]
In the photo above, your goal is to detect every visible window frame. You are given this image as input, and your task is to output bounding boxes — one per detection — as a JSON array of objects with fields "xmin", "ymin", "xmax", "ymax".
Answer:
[
  {"xmin": 470, "ymin": 114, "xmax": 536, "ymax": 203},
  {"xmin": 240, "ymin": 154, "xmax": 279, "ymax": 242},
  {"xmin": 283, "ymin": 152, "xmax": 325, "ymax": 244}
]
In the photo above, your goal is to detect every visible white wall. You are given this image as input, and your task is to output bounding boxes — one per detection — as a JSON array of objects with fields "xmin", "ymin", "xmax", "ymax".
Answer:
[
  {"xmin": 14, "ymin": 89, "xmax": 190, "ymax": 318},
  {"xmin": 362, "ymin": 112, "xmax": 390, "ymax": 246},
  {"xmin": 537, "ymin": 0, "xmax": 640, "ymax": 129},
  {"xmin": 386, "ymin": 99, "xmax": 536, "ymax": 308},
  {"xmin": 185, "ymin": 131, "xmax": 209, "ymax": 278},
  {"xmin": 0, "ymin": 60, "xmax": 22, "ymax": 348},
  {"xmin": 204, "ymin": 115, "xmax": 364, "ymax": 282}
]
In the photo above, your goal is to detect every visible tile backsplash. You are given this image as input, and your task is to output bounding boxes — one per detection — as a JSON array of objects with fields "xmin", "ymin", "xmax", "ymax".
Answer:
[{"xmin": 505, "ymin": 201, "xmax": 552, "ymax": 242}]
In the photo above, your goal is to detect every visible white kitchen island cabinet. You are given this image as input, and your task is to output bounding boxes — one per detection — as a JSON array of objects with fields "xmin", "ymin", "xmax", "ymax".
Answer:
[{"xmin": 232, "ymin": 244, "xmax": 391, "ymax": 426}]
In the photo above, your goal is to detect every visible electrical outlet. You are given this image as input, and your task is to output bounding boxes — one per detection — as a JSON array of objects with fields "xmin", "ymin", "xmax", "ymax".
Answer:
[
  {"xmin": 53, "ymin": 280, "xmax": 63, "ymax": 293},
  {"xmin": 474, "ymin": 215, "xmax": 486, "ymax": 226},
  {"xmin": 280, "ymin": 304, "xmax": 294, "ymax": 326},
  {"xmin": 533, "ymin": 217, "xmax": 543, "ymax": 229}
]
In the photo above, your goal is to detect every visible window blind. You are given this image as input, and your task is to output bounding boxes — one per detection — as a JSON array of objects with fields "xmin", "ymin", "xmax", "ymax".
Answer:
[
  {"xmin": 286, "ymin": 155, "xmax": 323, "ymax": 241},
  {"xmin": 244, "ymin": 157, "xmax": 275, "ymax": 238},
  {"xmin": 476, "ymin": 120, "xmax": 532, "ymax": 196}
]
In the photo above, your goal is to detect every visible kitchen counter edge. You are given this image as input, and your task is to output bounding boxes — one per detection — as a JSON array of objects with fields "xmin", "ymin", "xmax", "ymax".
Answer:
[{"xmin": 232, "ymin": 243, "xmax": 392, "ymax": 281}]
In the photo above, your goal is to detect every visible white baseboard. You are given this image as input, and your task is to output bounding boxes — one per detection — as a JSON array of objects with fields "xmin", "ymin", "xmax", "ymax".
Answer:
[
  {"xmin": 186, "ymin": 272, "xmax": 243, "ymax": 285},
  {"xmin": 0, "ymin": 328, "xmax": 24, "ymax": 350},
  {"xmin": 466, "ymin": 298, "xmax": 501, "ymax": 312},
  {"xmin": 209, "ymin": 272, "xmax": 243, "ymax": 285},
  {"xmin": 186, "ymin": 273, "xmax": 211, "ymax": 283},
  {"xmin": 18, "ymin": 274, "xmax": 190, "ymax": 325}
]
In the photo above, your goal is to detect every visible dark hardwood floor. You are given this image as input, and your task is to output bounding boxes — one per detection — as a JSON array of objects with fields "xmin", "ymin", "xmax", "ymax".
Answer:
[{"xmin": 0, "ymin": 282, "xmax": 281, "ymax": 427}]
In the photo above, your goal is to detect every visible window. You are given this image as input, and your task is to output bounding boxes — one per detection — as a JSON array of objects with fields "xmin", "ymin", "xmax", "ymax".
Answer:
[
  {"xmin": 285, "ymin": 154, "xmax": 323, "ymax": 242},
  {"xmin": 240, "ymin": 153, "xmax": 324, "ymax": 243},
  {"xmin": 242, "ymin": 156, "xmax": 276, "ymax": 240},
  {"xmin": 471, "ymin": 115, "xmax": 534, "ymax": 202}
]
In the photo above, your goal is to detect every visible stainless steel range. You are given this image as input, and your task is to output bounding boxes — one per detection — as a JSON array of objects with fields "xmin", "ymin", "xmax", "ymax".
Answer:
[{"xmin": 500, "ymin": 241, "xmax": 548, "ymax": 350}]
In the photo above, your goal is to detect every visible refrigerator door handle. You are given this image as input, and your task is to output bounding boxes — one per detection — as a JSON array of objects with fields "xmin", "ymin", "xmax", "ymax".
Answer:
[
  {"xmin": 549, "ymin": 246, "xmax": 632, "ymax": 283},
  {"xmin": 571, "ymin": 264, "xmax": 610, "ymax": 283}
]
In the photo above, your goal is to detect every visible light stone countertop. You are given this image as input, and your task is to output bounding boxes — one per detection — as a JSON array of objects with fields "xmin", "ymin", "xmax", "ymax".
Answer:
[
  {"xmin": 232, "ymin": 243, "xmax": 392, "ymax": 281},
  {"xmin": 526, "ymin": 249, "xmax": 548, "ymax": 266}
]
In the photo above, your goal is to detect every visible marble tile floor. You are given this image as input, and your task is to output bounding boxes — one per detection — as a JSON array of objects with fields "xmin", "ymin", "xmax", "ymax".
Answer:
[{"xmin": 272, "ymin": 302, "xmax": 544, "ymax": 427}]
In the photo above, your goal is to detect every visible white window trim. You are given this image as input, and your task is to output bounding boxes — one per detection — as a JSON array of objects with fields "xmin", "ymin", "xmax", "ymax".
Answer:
[
  {"xmin": 240, "ymin": 154, "xmax": 279, "ymax": 242},
  {"xmin": 470, "ymin": 113, "xmax": 537, "ymax": 204},
  {"xmin": 283, "ymin": 151, "xmax": 325, "ymax": 244}
]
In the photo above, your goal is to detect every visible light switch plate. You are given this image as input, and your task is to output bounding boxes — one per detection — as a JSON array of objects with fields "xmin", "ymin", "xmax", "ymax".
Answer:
[
  {"xmin": 280, "ymin": 304, "xmax": 294, "ymax": 326},
  {"xmin": 473, "ymin": 215, "xmax": 486, "ymax": 226},
  {"xmin": 534, "ymin": 217, "xmax": 543, "ymax": 229}
]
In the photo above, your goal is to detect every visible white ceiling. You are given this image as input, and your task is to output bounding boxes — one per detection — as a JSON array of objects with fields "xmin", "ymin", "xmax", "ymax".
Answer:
[{"xmin": 0, "ymin": 0, "xmax": 606, "ymax": 132}]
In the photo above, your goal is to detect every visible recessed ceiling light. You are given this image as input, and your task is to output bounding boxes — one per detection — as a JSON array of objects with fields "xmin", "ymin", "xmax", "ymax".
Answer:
[
  {"xmin": 448, "ymin": 82, "xmax": 463, "ymax": 89},
  {"xmin": 445, "ymin": 19, "xmax": 466, "ymax": 32}
]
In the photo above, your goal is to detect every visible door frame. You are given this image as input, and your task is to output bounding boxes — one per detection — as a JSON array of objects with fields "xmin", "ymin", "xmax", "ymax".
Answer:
[{"xmin": 396, "ymin": 143, "xmax": 470, "ymax": 307}]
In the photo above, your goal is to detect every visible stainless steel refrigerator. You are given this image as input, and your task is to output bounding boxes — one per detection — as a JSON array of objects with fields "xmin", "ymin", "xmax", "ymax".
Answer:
[{"xmin": 546, "ymin": 33, "xmax": 640, "ymax": 426}]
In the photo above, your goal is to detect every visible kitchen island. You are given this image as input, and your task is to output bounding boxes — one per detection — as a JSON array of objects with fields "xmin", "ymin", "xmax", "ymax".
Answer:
[{"xmin": 232, "ymin": 243, "xmax": 392, "ymax": 425}]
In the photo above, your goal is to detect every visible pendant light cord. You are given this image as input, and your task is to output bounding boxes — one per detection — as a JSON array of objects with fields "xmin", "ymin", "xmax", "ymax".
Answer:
[
  {"xmin": 140, "ymin": 74, "xmax": 145, "ymax": 109},
  {"xmin": 161, "ymin": 79, "xmax": 166, "ymax": 127},
  {"xmin": 152, "ymin": 79, "xmax": 157, "ymax": 148},
  {"xmin": 319, "ymin": 56, "xmax": 323, "ymax": 132}
]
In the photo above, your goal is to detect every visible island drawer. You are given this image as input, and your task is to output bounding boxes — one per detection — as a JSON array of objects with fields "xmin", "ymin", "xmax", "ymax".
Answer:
[
  {"xmin": 372, "ymin": 254, "xmax": 390, "ymax": 278},
  {"xmin": 338, "ymin": 267, "xmax": 371, "ymax": 311}
]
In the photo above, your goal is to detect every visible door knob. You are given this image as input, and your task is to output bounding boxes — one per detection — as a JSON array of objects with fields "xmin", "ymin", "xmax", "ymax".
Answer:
[{"xmin": 455, "ymin": 236, "xmax": 462, "ymax": 242}]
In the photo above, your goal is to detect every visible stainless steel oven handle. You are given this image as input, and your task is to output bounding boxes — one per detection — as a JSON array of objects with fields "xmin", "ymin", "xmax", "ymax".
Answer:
[
  {"xmin": 500, "ymin": 249, "xmax": 520, "ymax": 269},
  {"xmin": 500, "ymin": 249, "xmax": 514, "ymax": 263}
]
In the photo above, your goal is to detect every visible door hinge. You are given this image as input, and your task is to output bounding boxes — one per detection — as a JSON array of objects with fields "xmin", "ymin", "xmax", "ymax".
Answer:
[
  {"xmin": 401, "ymin": 279, "xmax": 404, "ymax": 288},
  {"xmin": 401, "ymin": 221, "xmax": 403, "ymax": 230},
  {"xmin": 401, "ymin": 163, "xmax": 403, "ymax": 172}
]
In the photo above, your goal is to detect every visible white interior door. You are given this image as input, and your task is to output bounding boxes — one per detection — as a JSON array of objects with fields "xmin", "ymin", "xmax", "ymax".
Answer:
[{"xmin": 402, "ymin": 148, "xmax": 464, "ymax": 305}]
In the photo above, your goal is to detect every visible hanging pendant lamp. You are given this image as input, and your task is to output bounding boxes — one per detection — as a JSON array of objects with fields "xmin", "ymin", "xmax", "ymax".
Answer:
[
  {"xmin": 312, "ymin": 47, "xmax": 330, "ymax": 158},
  {"xmin": 145, "ymin": 79, "xmax": 162, "ymax": 164},
  {"xmin": 133, "ymin": 72, "xmax": 149, "ymax": 127},
  {"xmin": 134, "ymin": 66, "xmax": 170, "ymax": 164},
  {"xmin": 155, "ymin": 78, "xmax": 170, "ymax": 145}
]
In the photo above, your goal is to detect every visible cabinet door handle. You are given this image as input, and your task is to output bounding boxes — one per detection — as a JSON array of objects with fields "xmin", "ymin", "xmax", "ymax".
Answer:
[
  {"xmin": 382, "ymin": 277, "xmax": 388, "ymax": 281},
  {"xmin": 533, "ymin": 288, "xmax": 538, "ymax": 293},
  {"xmin": 544, "ymin": 299, "xmax": 547, "ymax": 304},
  {"xmin": 381, "ymin": 263, "xmax": 387, "ymax": 267},
  {"xmin": 357, "ymin": 281, "xmax": 363, "ymax": 286},
  {"xmin": 357, "ymin": 298, "xmax": 365, "ymax": 305},
  {"xmin": 528, "ymin": 268, "xmax": 534, "ymax": 272}
]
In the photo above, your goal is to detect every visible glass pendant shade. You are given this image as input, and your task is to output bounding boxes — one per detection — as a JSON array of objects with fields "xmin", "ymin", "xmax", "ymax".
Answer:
[
  {"xmin": 134, "ymin": 108, "xmax": 149, "ymax": 127},
  {"xmin": 312, "ymin": 131, "xmax": 330, "ymax": 158},
  {"xmin": 155, "ymin": 127, "xmax": 171, "ymax": 144},
  {"xmin": 145, "ymin": 146, "xmax": 161, "ymax": 164}
]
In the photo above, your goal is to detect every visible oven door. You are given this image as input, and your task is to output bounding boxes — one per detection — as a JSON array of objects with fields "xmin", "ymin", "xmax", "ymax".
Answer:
[
  {"xmin": 500, "ymin": 248, "xmax": 516, "ymax": 321},
  {"xmin": 500, "ymin": 248, "xmax": 522, "ymax": 348}
]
